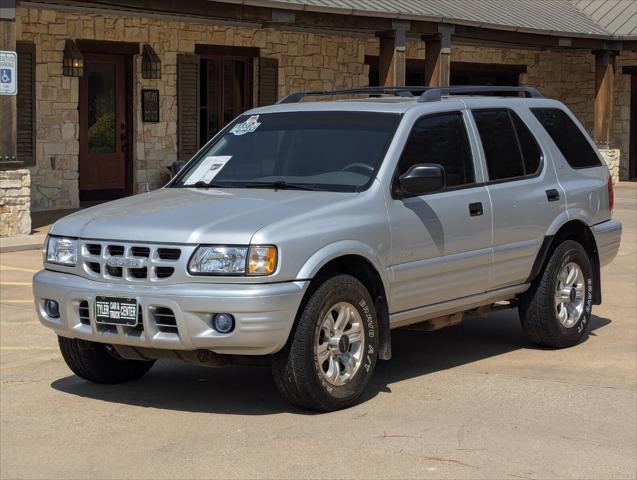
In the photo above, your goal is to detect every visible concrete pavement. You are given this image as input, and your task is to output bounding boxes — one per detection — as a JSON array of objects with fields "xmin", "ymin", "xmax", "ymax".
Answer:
[{"xmin": 0, "ymin": 187, "xmax": 635, "ymax": 479}]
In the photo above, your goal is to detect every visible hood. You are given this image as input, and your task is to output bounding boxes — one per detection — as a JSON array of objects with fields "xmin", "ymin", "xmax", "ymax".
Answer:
[{"xmin": 50, "ymin": 187, "xmax": 357, "ymax": 244}]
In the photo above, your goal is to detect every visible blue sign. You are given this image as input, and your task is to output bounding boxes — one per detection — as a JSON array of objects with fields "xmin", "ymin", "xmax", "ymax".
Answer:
[{"xmin": 1, "ymin": 68, "xmax": 12, "ymax": 84}]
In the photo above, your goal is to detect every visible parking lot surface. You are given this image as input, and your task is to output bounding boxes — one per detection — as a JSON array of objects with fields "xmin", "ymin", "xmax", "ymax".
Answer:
[{"xmin": 1, "ymin": 185, "xmax": 635, "ymax": 479}]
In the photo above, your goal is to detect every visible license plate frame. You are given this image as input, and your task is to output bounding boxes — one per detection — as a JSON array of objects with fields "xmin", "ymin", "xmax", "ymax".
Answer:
[{"xmin": 95, "ymin": 296, "xmax": 138, "ymax": 327}]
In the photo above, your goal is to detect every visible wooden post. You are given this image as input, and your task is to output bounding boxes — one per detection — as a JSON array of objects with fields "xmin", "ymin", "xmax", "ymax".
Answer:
[
  {"xmin": 423, "ymin": 25, "xmax": 453, "ymax": 87},
  {"xmin": 377, "ymin": 21, "xmax": 408, "ymax": 87},
  {"xmin": 594, "ymin": 49, "xmax": 617, "ymax": 147},
  {"xmin": 0, "ymin": 14, "xmax": 17, "ymax": 163}
]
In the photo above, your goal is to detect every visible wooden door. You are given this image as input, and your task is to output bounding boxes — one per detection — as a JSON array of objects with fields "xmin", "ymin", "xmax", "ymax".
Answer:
[{"xmin": 79, "ymin": 53, "xmax": 128, "ymax": 191}]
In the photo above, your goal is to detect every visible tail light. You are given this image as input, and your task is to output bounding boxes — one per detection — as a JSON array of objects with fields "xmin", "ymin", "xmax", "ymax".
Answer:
[{"xmin": 607, "ymin": 176, "xmax": 614, "ymax": 212}]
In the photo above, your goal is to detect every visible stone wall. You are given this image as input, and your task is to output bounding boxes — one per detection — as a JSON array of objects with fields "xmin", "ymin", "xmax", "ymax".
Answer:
[
  {"xmin": 16, "ymin": 7, "xmax": 371, "ymax": 208},
  {"xmin": 599, "ymin": 149, "xmax": 620, "ymax": 184},
  {"xmin": 0, "ymin": 170, "xmax": 31, "ymax": 237}
]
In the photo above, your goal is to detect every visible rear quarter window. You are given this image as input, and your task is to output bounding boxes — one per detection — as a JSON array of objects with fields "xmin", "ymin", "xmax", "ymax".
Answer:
[{"xmin": 531, "ymin": 108, "xmax": 602, "ymax": 169}]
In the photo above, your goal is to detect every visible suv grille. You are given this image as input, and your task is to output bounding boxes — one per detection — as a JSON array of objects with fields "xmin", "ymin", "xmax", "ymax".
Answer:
[{"xmin": 81, "ymin": 241, "xmax": 183, "ymax": 283}]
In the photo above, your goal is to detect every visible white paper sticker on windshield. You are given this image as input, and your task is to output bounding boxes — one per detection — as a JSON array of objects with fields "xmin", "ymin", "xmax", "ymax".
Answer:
[
  {"xmin": 183, "ymin": 156, "xmax": 232, "ymax": 185},
  {"xmin": 230, "ymin": 115, "xmax": 261, "ymax": 136}
]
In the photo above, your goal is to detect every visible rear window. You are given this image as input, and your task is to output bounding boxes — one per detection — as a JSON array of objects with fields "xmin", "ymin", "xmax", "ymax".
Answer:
[
  {"xmin": 531, "ymin": 108, "xmax": 601, "ymax": 169},
  {"xmin": 472, "ymin": 109, "xmax": 543, "ymax": 181}
]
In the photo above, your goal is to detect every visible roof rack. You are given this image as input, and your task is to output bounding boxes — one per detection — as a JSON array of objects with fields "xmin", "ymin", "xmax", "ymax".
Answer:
[
  {"xmin": 277, "ymin": 86, "xmax": 430, "ymax": 104},
  {"xmin": 417, "ymin": 86, "xmax": 543, "ymax": 102},
  {"xmin": 277, "ymin": 85, "xmax": 543, "ymax": 104}
]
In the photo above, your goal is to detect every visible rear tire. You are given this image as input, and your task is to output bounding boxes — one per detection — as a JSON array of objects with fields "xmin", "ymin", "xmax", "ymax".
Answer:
[
  {"xmin": 272, "ymin": 274, "xmax": 379, "ymax": 411},
  {"xmin": 58, "ymin": 336, "xmax": 155, "ymax": 384},
  {"xmin": 519, "ymin": 240, "xmax": 593, "ymax": 348}
]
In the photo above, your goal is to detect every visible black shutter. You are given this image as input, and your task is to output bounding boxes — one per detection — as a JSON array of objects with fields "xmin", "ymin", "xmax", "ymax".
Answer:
[
  {"xmin": 258, "ymin": 57, "xmax": 278, "ymax": 106},
  {"xmin": 16, "ymin": 42, "xmax": 36, "ymax": 167},
  {"xmin": 177, "ymin": 54, "xmax": 200, "ymax": 161}
]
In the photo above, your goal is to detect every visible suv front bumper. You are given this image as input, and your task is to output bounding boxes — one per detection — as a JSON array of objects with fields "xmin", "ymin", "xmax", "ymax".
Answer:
[{"xmin": 33, "ymin": 269, "xmax": 308, "ymax": 355}]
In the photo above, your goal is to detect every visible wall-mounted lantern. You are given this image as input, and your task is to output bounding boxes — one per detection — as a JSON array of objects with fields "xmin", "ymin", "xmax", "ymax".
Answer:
[
  {"xmin": 63, "ymin": 39, "xmax": 83, "ymax": 77},
  {"xmin": 142, "ymin": 44, "xmax": 161, "ymax": 79}
]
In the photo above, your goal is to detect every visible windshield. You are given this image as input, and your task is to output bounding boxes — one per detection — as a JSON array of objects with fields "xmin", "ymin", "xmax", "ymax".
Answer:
[{"xmin": 171, "ymin": 111, "xmax": 401, "ymax": 192}]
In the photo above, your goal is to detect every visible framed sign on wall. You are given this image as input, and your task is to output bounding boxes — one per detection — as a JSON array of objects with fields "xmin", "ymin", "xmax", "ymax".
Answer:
[{"xmin": 141, "ymin": 89, "xmax": 159, "ymax": 123}]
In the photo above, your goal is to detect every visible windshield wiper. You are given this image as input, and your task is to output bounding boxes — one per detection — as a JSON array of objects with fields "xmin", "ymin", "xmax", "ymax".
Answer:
[
  {"xmin": 184, "ymin": 181, "xmax": 231, "ymax": 189},
  {"xmin": 243, "ymin": 181, "xmax": 321, "ymax": 191}
]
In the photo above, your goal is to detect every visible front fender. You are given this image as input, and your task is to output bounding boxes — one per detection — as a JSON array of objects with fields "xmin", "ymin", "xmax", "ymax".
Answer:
[{"xmin": 296, "ymin": 240, "xmax": 390, "ymax": 294}]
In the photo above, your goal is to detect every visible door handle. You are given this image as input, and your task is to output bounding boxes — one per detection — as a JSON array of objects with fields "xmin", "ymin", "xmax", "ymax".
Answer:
[
  {"xmin": 546, "ymin": 189, "xmax": 560, "ymax": 202},
  {"xmin": 469, "ymin": 202, "xmax": 483, "ymax": 217},
  {"xmin": 120, "ymin": 130, "xmax": 128, "ymax": 153}
]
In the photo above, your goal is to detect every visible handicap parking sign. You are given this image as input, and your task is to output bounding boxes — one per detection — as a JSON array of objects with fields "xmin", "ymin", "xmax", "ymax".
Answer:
[{"xmin": 0, "ymin": 51, "xmax": 17, "ymax": 96}]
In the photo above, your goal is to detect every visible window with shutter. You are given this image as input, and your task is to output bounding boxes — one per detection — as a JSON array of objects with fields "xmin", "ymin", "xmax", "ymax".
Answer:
[
  {"xmin": 258, "ymin": 57, "xmax": 278, "ymax": 107},
  {"xmin": 177, "ymin": 54, "xmax": 200, "ymax": 162},
  {"xmin": 13, "ymin": 42, "xmax": 36, "ymax": 168}
]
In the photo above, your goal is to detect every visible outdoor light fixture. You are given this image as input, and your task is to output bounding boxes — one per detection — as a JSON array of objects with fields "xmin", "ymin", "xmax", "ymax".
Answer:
[
  {"xmin": 62, "ymin": 39, "xmax": 83, "ymax": 77},
  {"xmin": 141, "ymin": 44, "xmax": 161, "ymax": 79}
]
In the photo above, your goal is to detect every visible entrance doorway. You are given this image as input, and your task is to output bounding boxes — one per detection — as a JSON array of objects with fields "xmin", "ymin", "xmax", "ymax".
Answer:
[
  {"xmin": 198, "ymin": 48, "xmax": 255, "ymax": 146},
  {"xmin": 79, "ymin": 51, "xmax": 132, "ymax": 201}
]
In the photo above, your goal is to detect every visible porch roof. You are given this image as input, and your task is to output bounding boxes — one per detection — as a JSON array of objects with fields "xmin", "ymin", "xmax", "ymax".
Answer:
[{"xmin": 236, "ymin": 0, "xmax": 635, "ymax": 39}]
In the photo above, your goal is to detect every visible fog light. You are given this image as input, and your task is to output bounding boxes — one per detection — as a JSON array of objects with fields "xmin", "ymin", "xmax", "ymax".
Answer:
[
  {"xmin": 213, "ymin": 313, "xmax": 235, "ymax": 333},
  {"xmin": 44, "ymin": 299, "xmax": 60, "ymax": 318}
]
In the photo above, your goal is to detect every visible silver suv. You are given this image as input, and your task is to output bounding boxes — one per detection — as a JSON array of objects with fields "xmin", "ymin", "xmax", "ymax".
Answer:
[{"xmin": 33, "ymin": 86, "xmax": 622, "ymax": 411}]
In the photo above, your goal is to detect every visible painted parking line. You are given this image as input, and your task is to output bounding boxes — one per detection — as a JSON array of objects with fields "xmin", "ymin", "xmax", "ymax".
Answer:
[
  {"xmin": 0, "ymin": 265, "xmax": 38, "ymax": 273},
  {"xmin": 0, "ymin": 346, "xmax": 58, "ymax": 351},
  {"xmin": 1, "ymin": 282, "xmax": 32, "ymax": 286},
  {"xmin": 1, "ymin": 300, "xmax": 34, "ymax": 303}
]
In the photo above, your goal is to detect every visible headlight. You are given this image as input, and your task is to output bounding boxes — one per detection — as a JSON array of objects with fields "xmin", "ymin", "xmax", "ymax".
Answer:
[
  {"xmin": 46, "ymin": 236, "xmax": 77, "ymax": 265},
  {"xmin": 188, "ymin": 245, "xmax": 277, "ymax": 275}
]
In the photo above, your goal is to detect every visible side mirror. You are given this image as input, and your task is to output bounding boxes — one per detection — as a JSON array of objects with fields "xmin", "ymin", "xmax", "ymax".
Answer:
[{"xmin": 398, "ymin": 163, "xmax": 446, "ymax": 197}]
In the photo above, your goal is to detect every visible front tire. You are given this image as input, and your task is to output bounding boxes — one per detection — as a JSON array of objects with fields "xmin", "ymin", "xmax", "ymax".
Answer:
[
  {"xmin": 519, "ymin": 240, "xmax": 593, "ymax": 348},
  {"xmin": 58, "ymin": 336, "xmax": 155, "ymax": 384},
  {"xmin": 272, "ymin": 274, "xmax": 379, "ymax": 411}
]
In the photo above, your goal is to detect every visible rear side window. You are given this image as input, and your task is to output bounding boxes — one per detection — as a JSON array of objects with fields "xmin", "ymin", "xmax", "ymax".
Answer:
[
  {"xmin": 473, "ymin": 109, "xmax": 543, "ymax": 181},
  {"xmin": 531, "ymin": 108, "xmax": 601, "ymax": 168},
  {"xmin": 399, "ymin": 112, "xmax": 475, "ymax": 188}
]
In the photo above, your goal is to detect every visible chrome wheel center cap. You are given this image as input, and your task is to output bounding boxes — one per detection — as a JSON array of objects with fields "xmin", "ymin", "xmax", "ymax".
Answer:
[{"xmin": 328, "ymin": 334, "xmax": 350, "ymax": 355}]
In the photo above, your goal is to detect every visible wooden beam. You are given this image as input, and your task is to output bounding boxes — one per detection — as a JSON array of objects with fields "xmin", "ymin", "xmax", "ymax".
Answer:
[
  {"xmin": 0, "ymin": 18, "xmax": 17, "ymax": 164},
  {"xmin": 594, "ymin": 49, "xmax": 617, "ymax": 147},
  {"xmin": 423, "ymin": 25, "xmax": 452, "ymax": 87},
  {"xmin": 377, "ymin": 21, "xmax": 408, "ymax": 87}
]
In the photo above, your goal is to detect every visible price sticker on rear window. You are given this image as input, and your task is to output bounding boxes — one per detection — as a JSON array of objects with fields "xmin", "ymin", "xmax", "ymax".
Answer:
[
  {"xmin": 230, "ymin": 115, "xmax": 261, "ymax": 136},
  {"xmin": 184, "ymin": 156, "xmax": 232, "ymax": 185}
]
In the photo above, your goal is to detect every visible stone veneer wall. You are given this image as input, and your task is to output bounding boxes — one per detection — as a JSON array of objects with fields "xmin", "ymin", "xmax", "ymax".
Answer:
[
  {"xmin": 15, "ymin": 6, "xmax": 371, "ymax": 211},
  {"xmin": 599, "ymin": 149, "xmax": 620, "ymax": 184},
  {"xmin": 0, "ymin": 170, "xmax": 31, "ymax": 237}
]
